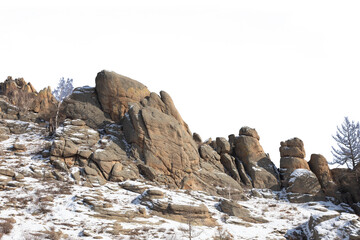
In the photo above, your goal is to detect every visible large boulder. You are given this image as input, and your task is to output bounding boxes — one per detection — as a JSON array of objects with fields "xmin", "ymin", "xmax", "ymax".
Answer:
[
  {"xmin": 308, "ymin": 154, "xmax": 338, "ymax": 196},
  {"xmin": 286, "ymin": 169, "xmax": 322, "ymax": 194},
  {"xmin": 279, "ymin": 137, "xmax": 306, "ymax": 158},
  {"xmin": 61, "ymin": 86, "xmax": 112, "ymax": 129},
  {"xmin": 216, "ymin": 137, "xmax": 231, "ymax": 154},
  {"xmin": 95, "ymin": 70, "xmax": 150, "ymax": 121},
  {"xmin": 234, "ymin": 127, "xmax": 280, "ymax": 190},
  {"xmin": 123, "ymin": 91, "xmax": 199, "ymax": 188},
  {"xmin": 92, "ymin": 138, "xmax": 129, "ymax": 179},
  {"xmin": 219, "ymin": 199, "xmax": 268, "ymax": 223}
]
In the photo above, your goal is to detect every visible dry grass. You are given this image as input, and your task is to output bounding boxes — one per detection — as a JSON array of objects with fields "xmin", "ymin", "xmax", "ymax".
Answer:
[
  {"xmin": 212, "ymin": 226, "xmax": 234, "ymax": 240},
  {"xmin": 0, "ymin": 218, "xmax": 14, "ymax": 238}
]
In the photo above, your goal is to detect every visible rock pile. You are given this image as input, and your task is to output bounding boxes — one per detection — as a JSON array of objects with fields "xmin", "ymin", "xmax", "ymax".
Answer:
[
  {"xmin": 278, "ymin": 138, "xmax": 323, "ymax": 201},
  {"xmin": 279, "ymin": 138, "xmax": 310, "ymax": 186},
  {"xmin": 0, "ymin": 76, "xmax": 57, "ymax": 122}
]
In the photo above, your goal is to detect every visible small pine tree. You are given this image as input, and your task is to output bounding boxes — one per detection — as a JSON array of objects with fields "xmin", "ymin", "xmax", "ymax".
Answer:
[
  {"xmin": 52, "ymin": 77, "xmax": 74, "ymax": 131},
  {"xmin": 52, "ymin": 77, "xmax": 73, "ymax": 102},
  {"xmin": 331, "ymin": 117, "xmax": 360, "ymax": 170}
]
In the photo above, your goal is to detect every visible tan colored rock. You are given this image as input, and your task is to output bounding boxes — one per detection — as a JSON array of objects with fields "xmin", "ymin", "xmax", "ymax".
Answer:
[
  {"xmin": 280, "ymin": 157, "xmax": 310, "ymax": 170},
  {"xmin": 92, "ymin": 140, "xmax": 128, "ymax": 179},
  {"xmin": 192, "ymin": 168, "xmax": 244, "ymax": 200},
  {"xmin": 220, "ymin": 153, "xmax": 241, "ymax": 184},
  {"xmin": 50, "ymin": 140, "xmax": 65, "ymax": 157},
  {"xmin": 110, "ymin": 162, "xmax": 139, "ymax": 182},
  {"xmin": 235, "ymin": 129, "xmax": 280, "ymax": 190},
  {"xmin": 13, "ymin": 141, "xmax": 26, "ymax": 151},
  {"xmin": 63, "ymin": 140, "xmax": 78, "ymax": 157},
  {"xmin": 61, "ymin": 87, "xmax": 112, "ymax": 129},
  {"xmin": 142, "ymin": 189, "xmax": 165, "ymax": 200},
  {"xmin": 219, "ymin": 199, "xmax": 268, "ymax": 223},
  {"xmin": 280, "ymin": 137, "xmax": 306, "ymax": 159},
  {"xmin": 239, "ymin": 126, "xmax": 260, "ymax": 140},
  {"xmin": 280, "ymin": 146, "xmax": 305, "ymax": 158},
  {"xmin": 216, "ymin": 137, "xmax": 231, "ymax": 154},
  {"xmin": 123, "ymin": 95, "xmax": 199, "ymax": 187},
  {"xmin": 308, "ymin": 154, "xmax": 335, "ymax": 189},
  {"xmin": 157, "ymin": 202, "xmax": 215, "ymax": 226},
  {"xmin": 286, "ymin": 169, "xmax": 321, "ymax": 194},
  {"xmin": 32, "ymin": 86, "xmax": 58, "ymax": 115},
  {"xmin": 332, "ymin": 167, "xmax": 360, "ymax": 204},
  {"xmin": 0, "ymin": 168, "xmax": 15, "ymax": 177},
  {"xmin": 279, "ymin": 138, "xmax": 310, "ymax": 188},
  {"xmin": 95, "ymin": 70, "xmax": 150, "ymax": 121},
  {"xmin": 199, "ymin": 144, "xmax": 223, "ymax": 171},
  {"xmin": 84, "ymin": 166, "xmax": 99, "ymax": 176},
  {"xmin": 235, "ymin": 160, "xmax": 252, "ymax": 187}
]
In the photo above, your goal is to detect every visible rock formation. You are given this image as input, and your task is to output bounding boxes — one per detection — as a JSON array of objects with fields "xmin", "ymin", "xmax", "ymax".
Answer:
[
  {"xmin": 1, "ymin": 70, "xmax": 360, "ymax": 239},
  {"xmin": 279, "ymin": 137, "xmax": 310, "ymax": 187},
  {"xmin": 61, "ymin": 86, "xmax": 112, "ymax": 129},
  {"xmin": 308, "ymin": 154, "xmax": 339, "ymax": 198},
  {"xmin": 235, "ymin": 127, "xmax": 280, "ymax": 190},
  {"xmin": 0, "ymin": 76, "xmax": 57, "ymax": 121},
  {"xmin": 286, "ymin": 169, "xmax": 321, "ymax": 194},
  {"xmin": 95, "ymin": 70, "xmax": 150, "ymax": 121},
  {"xmin": 123, "ymin": 91, "xmax": 199, "ymax": 188}
]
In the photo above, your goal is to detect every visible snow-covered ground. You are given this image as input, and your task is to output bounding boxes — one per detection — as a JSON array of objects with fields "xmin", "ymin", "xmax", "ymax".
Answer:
[{"xmin": 0, "ymin": 120, "xmax": 359, "ymax": 239}]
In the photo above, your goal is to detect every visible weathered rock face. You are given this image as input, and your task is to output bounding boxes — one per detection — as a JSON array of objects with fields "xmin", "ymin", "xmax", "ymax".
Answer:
[
  {"xmin": 220, "ymin": 153, "xmax": 241, "ymax": 184},
  {"xmin": 32, "ymin": 87, "xmax": 58, "ymax": 118},
  {"xmin": 216, "ymin": 137, "xmax": 231, "ymax": 154},
  {"xmin": 280, "ymin": 138, "xmax": 309, "ymax": 171},
  {"xmin": 239, "ymin": 126, "xmax": 260, "ymax": 140},
  {"xmin": 0, "ymin": 97, "xmax": 19, "ymax": 119},
  {"xmin": 219, "ymin": 199, "xmax": 268, "ymax": 223},
  {"xmin": 0, "ymin": 77, "xmax": 36, "ymax": 96},
  {"xmin": 61, "ymin": 86, "xmax": 112, "ymax": 129},
  {"xmin": 286, "ymin": 169, "xmax": 322, "ymax": 194},
  {"xmin": 50, "ymin": 119, "xmax": 99, "ymax": 158},
  {"xmin": 50, "ymin": 119, "xmax": 139, "ymax": 184},
  {"xmin": 139, "ymin": 189, "xmax": 215, "ymax": 226},
  {"xmin": 308, "ymin": 154, "xmax": 338, "ymax": 195},
  {"xmin": 95, "ymin": 70, "xmax": 150, "ymax": 122},
  {"xmin": 280, "ymin": 137, "xmax": 306, "ymax": 158},
  {"xmin": 279, "ymin": 138, "xmax": 310, "ymax": 188},
  {"xmin": 123, "ymin": 91, "xmax": 199, "ymax": 188},
  {"xmin": 332, "ymin": 167, "xmax": 360, "ymax": 205},
  {"xmin": 234, "ymin": 127, "xmax": 280, "ymax": 190},
  {"xmin": 0, "ymin": 77, "xmax": 57, "ymax": 121},
  {"xmin": 199, "ymin": 144, "xmax": 223, "ymax": 171}
]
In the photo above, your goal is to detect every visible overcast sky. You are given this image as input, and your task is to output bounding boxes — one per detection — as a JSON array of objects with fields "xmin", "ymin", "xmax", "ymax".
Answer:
[{"xmin": 1, "ymin": 0, "xmax": 360, "ymax": 167}]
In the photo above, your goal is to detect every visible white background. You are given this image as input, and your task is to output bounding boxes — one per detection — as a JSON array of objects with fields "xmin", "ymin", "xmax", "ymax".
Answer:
[{"xmin": 1, "ymin": 0, "xmax": 360, "ymax": 167}]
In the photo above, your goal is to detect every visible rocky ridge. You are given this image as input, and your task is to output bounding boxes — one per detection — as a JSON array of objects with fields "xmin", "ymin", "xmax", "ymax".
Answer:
[{"xmin": 0, "ymin": 71, "xmax": 359, "ymax": 239}]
